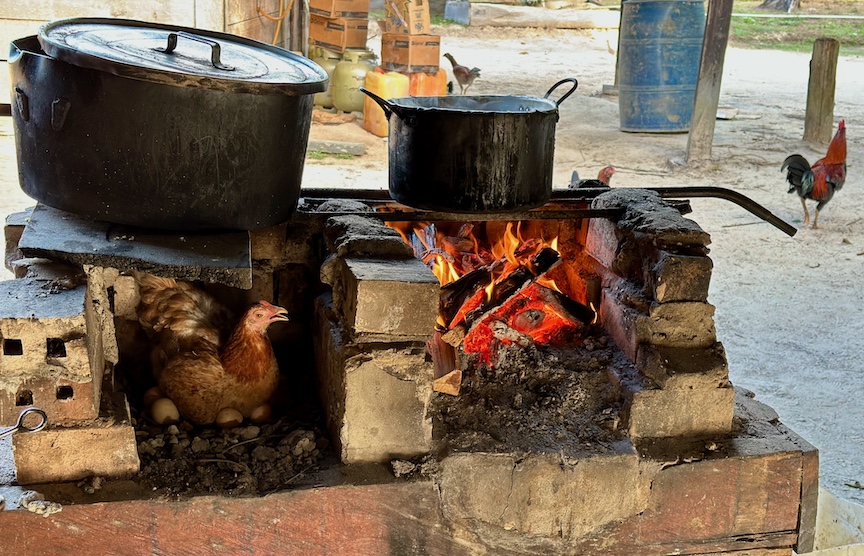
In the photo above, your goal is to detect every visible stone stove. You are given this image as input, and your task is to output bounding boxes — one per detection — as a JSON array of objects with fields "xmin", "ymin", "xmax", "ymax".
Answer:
[{"xmin": 0, "ymin": 190, "xmax": 818, "ymax": 555}]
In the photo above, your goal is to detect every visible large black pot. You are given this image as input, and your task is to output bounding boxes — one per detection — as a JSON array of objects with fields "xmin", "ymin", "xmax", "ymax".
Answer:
[
  {"xmin": 9, "ymin": 18, "xmax": 328, "ymax": 231},
  {"xmin": 361, "ymin": 79, "xmax": 577, "ymax": 213}
]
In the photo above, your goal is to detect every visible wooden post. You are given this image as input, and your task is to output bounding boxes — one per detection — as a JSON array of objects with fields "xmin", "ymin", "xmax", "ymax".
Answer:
[
  {"xmin": 803, "ymin": 38, "xmax": 840, "ymax": 145},
  {"xmin": 686, "ymin": 0, "xmax": 734, "ymax": 163}
]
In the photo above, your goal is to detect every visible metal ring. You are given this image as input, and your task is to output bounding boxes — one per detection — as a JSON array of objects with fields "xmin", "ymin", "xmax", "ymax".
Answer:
[{"xmin": 16, "ymin": 408, "xmax": 48, "ymax": 433}]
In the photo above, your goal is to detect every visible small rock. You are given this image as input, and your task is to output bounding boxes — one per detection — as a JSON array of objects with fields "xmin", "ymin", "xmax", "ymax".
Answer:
[
  {"xmin": 252, "ymin": 446, "xmax": 279, "ymax": 462},
  {"xmin": 26, "ymin": 500, "xmax": 63, "ymax": 517},
  {"xmin": 191, "ymin": 437, "xmax": 210, "ymax": 453},
  {"xmin": 166, "ymin": 425, "xmax": 180, "ymax": 436},
  {"xmin": 391, "ymin": 460, "xmax": 416, "ymax": 478},
  {"xmin": 236, "ymin": 426, "xmax": 261, "ymax": 441},
  {"xmin": 17, "ymin": 490, "xmax": 44, "ymax": 507}
]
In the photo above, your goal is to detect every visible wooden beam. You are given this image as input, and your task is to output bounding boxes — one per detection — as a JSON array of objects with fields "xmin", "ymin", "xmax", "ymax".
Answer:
[
  {"xmin": 686, "ymin": 0, "xmax": 735, "ymax": 162},
  {"xmin": 803, "ymin": 37, "xmax": 840, "ymax": 145}
]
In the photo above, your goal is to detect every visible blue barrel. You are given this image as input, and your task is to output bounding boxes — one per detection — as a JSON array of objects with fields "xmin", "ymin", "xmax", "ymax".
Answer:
[{"xmin": 618, "ymin": 0, "xmax": 706, "ymax": 132}]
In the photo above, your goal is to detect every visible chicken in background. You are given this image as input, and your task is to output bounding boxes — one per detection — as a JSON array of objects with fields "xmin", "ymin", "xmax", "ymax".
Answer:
[
  {"xmin": 568, "ymin": 165, "xmax": 616, "ymax": 189},
  {"xmin": 444, "ymin": 53, "xmax": 481, "ymax": 95},
  {"xmin": 135, "ymin": 272, "xmax": 289, "ymax": 426},
  {"xmin": 782, "ymin": 120, "xmax": 847, "ymax": 229}
]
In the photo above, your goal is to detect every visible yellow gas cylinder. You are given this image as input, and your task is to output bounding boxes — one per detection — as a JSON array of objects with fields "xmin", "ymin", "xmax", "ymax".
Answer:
[
  {"xmin": 408, "ymin": 68, "xmax": 448, "ymax": 96},
  {"xmin": 311, "ymin": 47, "xmax": 342, "ymax": 109},
  {"xmin": 363, "ymin": 68, "xmax": 409, "ymax": 137},
  {"xmin": 332, "ymin": 49, "xmax": 376, "ymax": 113}
]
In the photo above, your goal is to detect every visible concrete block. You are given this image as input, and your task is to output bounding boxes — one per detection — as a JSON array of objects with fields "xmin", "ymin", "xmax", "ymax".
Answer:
[
  {"xmin": 12, "ymin": 392, "xmax": 140, "ymax": 484},
  {"xmin": 4, "ymin": 207, "xmax": 32, "ymax": 272},
  {"xmin": 644, "ymin": 301, "xmax": 717, "ymax": 348},
  {"xmin": 112, "ymin": 275, "xmax": 140, "ymax": 321},
  {"xmin": 623, "ymin": 383, "xmax": 735, "ymax": 438},
  {"xmin": 324, "ymin": 215, "xmax": 415, "ymax": 259},
  {"xmin": 339, "ymin": 257, "xmax": 440, "ymax": 338},
  {"xmin": 647, "ymin": 250, "xmax": 713, "ymax": 303},
  {"xmin": 314, "ymin": 296, "xmax": 432, "ymax": 463},
  {"xmin": 636, "ymin": 342, "xmax": 731, "ymax": 390},
  {"xmin": 250, "ymin": 223, "xmax": 287, "ymax": 262},
  {"xmin": 585, "ymin": 217, "xmax": 641, "ymax": 281},
  {"xmin": 438, "ymin": 450, "xmax": 659, "ymax": 539}
]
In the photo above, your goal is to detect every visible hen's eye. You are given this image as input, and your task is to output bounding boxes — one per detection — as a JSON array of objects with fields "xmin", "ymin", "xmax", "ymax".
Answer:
[{"xmin": 255, "ymin": 312, "xmax": 265, "ymax": 318}]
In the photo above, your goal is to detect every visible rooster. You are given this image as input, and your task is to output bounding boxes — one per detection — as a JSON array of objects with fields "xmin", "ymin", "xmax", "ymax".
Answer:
[
  {"xmin": 135, "ymin": 272, "xmax": 289, "ymax": 425},
  {"xmin": 444, "ymin": 53, "xmax": 481, "ymax": 95},
  {"xmin": 568, "ymin": 165, "xmax": 616, "ymax": 189},
  {"xmin": 782, "ymin": 120, "xmax": 847, "ymax": 229}
]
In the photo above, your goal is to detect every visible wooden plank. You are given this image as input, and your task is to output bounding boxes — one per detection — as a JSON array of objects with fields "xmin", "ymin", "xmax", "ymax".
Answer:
[
  {"xmin": 803, "ymin": 37, "xmax": 840, "ymax": 145},
  {"xmin": 686, "ymin": 0, "xmax": 734, "ymax": 162}
]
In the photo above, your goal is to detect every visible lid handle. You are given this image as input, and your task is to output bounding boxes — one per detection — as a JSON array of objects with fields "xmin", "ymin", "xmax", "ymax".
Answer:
[{"xmin": 155, "ymin": 31, "xmax": 235, "ymax": 71}]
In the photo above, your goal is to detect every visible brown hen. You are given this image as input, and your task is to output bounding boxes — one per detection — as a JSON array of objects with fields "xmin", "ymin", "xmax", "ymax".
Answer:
[
  {"xmin": 135, "ymin": 272, "xmax": 289, "ymax": 425},
  {"xmin": 444, "ymin": 53, "xmax": 481, "ymax": 95}
]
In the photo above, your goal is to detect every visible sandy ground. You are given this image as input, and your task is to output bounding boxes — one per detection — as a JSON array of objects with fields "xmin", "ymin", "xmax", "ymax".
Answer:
[{"xmin": 2, "ymin": 25, "xmax": 863, "ymax": 506}]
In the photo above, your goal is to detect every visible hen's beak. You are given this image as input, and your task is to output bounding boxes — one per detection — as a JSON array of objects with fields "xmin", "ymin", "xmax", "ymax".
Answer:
[{"xmin": 260, "ymin": 300, "xmax": 290, "ymax": 322}]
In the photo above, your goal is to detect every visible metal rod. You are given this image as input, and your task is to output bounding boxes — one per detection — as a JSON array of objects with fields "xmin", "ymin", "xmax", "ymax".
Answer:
[
  {"xmin": 296, "ymin": 208, "xmax": 624, "ymax": 221},
  {"xmin": 298, "ymin": 185, "xmax": 796, "ymax": 237}
]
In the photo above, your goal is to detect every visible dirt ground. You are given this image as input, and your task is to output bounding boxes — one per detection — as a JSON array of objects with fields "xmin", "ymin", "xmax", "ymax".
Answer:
[{"xmin": 2, "ymin": 24, "xmax": 863, "ymax": 506}]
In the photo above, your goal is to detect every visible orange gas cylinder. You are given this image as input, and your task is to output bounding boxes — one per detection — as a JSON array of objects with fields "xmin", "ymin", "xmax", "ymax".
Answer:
[
  {"xmin": 363, "ymin": 68, "xmax": 409, "ymax": 137},
  {"xmin": 408, "ymin": 68, "xmax": 447, "ymax": 96}
]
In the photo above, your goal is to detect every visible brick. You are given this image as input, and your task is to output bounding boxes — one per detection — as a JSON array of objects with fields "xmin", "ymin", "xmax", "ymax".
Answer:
[
  {"xmin": 647, "ymin": 250, "xmax": 713, "ymax": 302},
  {"xmin": 11, "ymin": 392, "xmax": 139, "ymax": 484},
  {"xmin": 623, "ymin": 384, "xmax": 734, "ymax": 438},
  {"xmin": 314, "ymin": 295, "xmax": 432, "ymax": 463},
  {"xmin": 438, "ymin": 449, "xmax": 658, "ymax": 539},
  {"xmin": 340, "ymin": 257, "xmax": 439, "ymax": 338},
  {"xmin": 636, "ymin": 343, "xmax": 731, "ymax": 390},
  {"xmin": 112, "ymin": 275, "xmax": 140, "ymax": 321},
  {"xmin": 585, "ymin": 217, "xmax": 642, "ymax": 280}
]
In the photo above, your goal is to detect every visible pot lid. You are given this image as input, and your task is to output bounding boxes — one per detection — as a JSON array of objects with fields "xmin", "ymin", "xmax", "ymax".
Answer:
[{"xmin": 39, "ymin": 18, "xmax": 328, "ymax": 95}]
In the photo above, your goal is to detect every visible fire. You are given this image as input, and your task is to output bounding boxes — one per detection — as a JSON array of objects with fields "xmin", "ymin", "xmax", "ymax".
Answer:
[{"xmin": 388, "ymin": 219, "xmax": 596, "ymax": 367}]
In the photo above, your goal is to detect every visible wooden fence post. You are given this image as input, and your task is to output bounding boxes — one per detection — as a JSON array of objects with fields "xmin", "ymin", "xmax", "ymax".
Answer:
[{"xmin": 803, "ymin": 37, "xmax": 840, "ymax": 145}]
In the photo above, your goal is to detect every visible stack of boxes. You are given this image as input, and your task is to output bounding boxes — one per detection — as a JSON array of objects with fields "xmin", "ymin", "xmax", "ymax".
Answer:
[
  {"xmin": 380, "ymin": 0, "xmax": 440, "ymax": 75},
  {"xmin": 308, "ymin": 0, "xmax": 370, "ymax": 53}
]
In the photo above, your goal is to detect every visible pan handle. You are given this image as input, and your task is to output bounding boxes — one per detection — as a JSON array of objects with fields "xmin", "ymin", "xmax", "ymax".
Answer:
[
  {"xmin": 155, "ymin": 31, "xmax": 235, "ymax": 71},
  {"xmin": 360, "ymin": 88, "xmax": 415, "ymax": 125},
  {"xmin": 544, "ymin": 78, "xmax": 578, "ymax": 107}
]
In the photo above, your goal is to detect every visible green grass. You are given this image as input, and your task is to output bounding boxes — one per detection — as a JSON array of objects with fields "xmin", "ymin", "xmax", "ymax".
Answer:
[
  {"xmin": 730, "ymin": 0, "xmax": 864, "ymax": 54},
  {"xmin": 307, "ymin": 150, "xmax": 358, "ymax": 160}
]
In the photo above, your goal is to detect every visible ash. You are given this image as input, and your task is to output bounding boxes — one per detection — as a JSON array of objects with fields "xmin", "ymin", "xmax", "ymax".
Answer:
[
  {"xmin": 433, "ymin": 330, "xmax": 628, "ymax": 457},
  {"xmin": 133, "ymin": 414, "xmax": 329, "ymax": 498}
]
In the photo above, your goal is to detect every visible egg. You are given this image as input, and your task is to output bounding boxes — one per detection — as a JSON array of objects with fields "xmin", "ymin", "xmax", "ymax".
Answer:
[
  {"xmin": 151, "ymin": 397, "xmax": 180, "ymax": 425},
  {"xmin": 248, "ymin": 403, "xmax": 272, "ymax": 424},
  {"xmin": 215, "ymin": 408, "xmax": 244, "ymax": 429}
]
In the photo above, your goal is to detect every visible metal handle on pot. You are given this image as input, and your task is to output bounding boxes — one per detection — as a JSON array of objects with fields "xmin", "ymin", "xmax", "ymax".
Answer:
[
  {"xmin": 155, "ymin": 31, "xmax": 235, "ymax": 71},
  {"xmin": 544, "ymin": 78, "xmax": 578, "ymax": 107},
  {"xmin": 359, "ymin": 88, "xmax": 416, "ymax": 126}
]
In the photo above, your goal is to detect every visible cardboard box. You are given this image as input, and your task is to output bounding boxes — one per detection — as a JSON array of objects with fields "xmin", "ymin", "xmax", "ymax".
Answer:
[
  {"xmin": 309, "ymin": 15, "xmax": 369, "ymax": 53},
  {"xmin": 309, "ymin": 0, "xmax": 370, "ymax": 18},
  {"xmin": 383, "ymin": 0, "xmax": 431, "ymax": 34},
  {"xmin": 381, "ymin": 33, "xmax": 440, "ymax": 74}
]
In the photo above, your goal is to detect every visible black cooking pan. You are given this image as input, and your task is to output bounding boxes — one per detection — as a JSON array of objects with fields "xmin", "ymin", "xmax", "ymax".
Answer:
[{"xmin": 361, "ymin": 78, "xmax": 578, "ymax": 213}]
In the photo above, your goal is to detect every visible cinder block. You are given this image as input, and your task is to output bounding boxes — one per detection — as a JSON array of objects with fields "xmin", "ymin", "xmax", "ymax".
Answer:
[
  {"xmin": 647, "ymin": 250, "xmax": 713, "ymax": 303},
  {"xmin": 438, "ymin": 450, "xmax": 658, "ymax": 539},
  {"xmin": 112, "ymin": 275, "xmax": 140, "ymax": 321},
  {"xmin": 636, "ymin": 343, "xmax": 731, "ymax": 390},
  {"xmin": 336, "ymin": 257, "xmax": 440, "ymax": 338},
  {"xmin": 623, "ymin": 383, "xmax": 734, "ymax": 438},
  {"xmin": 314, "ymin": 295, "xmax": 432, "ymax": 463},
  {"xmin": 644, "ymin": 301, "xmax": 717, "ymax": 348},
  {"xmin": 12, "ymin": 392, "xmax": 140, "ymax": 484}
]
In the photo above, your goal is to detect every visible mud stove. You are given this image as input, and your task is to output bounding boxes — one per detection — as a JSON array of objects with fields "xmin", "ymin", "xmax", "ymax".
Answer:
[{"xmin": 0, "ymin": 188, "xmax": 816, "ymax": 555}]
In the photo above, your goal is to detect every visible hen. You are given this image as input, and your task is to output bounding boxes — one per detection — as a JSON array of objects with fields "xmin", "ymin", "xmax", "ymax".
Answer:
[
  {"xmin": 782, "ymin": 120, "xmax": 847, "ymax": 229},
  {"xmin": 135, "ymin": 272, "xmax": 289, "ymax": 425},
  {"xmin": 568, "ymin": 165, "xmax": 616, "ymax": 189},
  {"xmin": 444, "ymin": 53, "xmax": 481, "ymax": 95}
]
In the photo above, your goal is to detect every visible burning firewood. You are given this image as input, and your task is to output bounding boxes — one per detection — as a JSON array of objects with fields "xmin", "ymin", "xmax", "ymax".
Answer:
[
  {"xmin": 426, "ymin": 330, "xmax": 460, "ymax": 379},
  {"xmin": 433, "ymin": 369, "xmax": 462, "ymax": 396}
]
